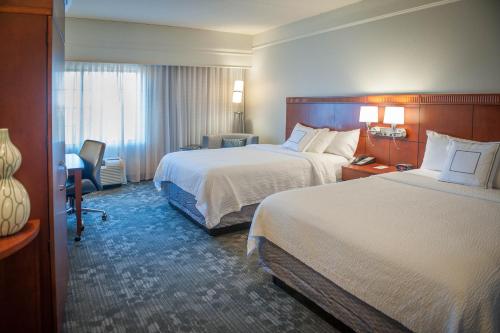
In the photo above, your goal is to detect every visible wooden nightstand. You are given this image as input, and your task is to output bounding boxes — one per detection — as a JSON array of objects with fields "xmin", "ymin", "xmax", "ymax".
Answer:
[{"xmin": 342, "ymin": 163, "xmax": 397, "ymax": 181}]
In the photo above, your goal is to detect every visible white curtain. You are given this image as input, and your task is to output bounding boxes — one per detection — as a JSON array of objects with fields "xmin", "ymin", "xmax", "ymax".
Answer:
[
  {"xmin": 65, "ymin": 62, "xmax": 245, "ymax": 182},
  {"xmin": 167, "ymin": 66, "xmax": 245, "ymax": 150}
]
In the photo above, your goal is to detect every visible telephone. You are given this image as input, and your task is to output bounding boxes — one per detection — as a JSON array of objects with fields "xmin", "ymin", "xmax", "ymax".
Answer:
[{"xmin": 352, "ymin": 155, "xmax": 376, "ymax": 166}]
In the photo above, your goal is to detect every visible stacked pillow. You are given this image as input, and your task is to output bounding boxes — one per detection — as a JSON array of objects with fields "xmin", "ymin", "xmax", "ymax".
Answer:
[
  {"xmin": 306, "ymin": 130, "xmax": 337, "ymax": 153},
  {"xmin": 283, "ymin": 123, "xmax": 360, "ymax": 159},
  {"xmin": 421, "ymin": 130, "xmax": 500, "ymax": 188},
  {"xmin": 324, "ymin": 129, "xmax": 360, "ymax": 159},
  {"xmin": 282, "ymin": 123, "xmax": 320, "ymax": 152}
]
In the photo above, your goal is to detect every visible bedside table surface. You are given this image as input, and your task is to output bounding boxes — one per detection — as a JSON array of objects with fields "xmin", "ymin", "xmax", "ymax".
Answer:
[{"xmin": 343, "ymin": 163, "xmax": 397, "ymax": 174}]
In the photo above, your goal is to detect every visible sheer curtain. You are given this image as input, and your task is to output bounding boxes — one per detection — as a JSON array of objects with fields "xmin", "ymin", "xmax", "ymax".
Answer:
[
  {"xmin": 65, "ymin": 62, "xmax": 167, "ymax": 182},
  {"xmin": 167, "ymin": 66, "xmax": 244, "ymax": 151},
  {"xmin": 65, "ymin": 62, "xmax": 245, "ymax": 181}
]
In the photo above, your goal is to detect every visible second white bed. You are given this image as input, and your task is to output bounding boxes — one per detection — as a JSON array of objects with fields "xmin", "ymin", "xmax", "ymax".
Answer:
[{"xmin": 248, "ymin": 170, "xmax": 500, "ymax": 333}]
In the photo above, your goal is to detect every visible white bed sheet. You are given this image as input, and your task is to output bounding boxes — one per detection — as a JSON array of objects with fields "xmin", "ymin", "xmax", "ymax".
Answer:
[
  {"xmin": 153, "ymin": 144, "xmax": 348, "ymax": 228},
  {"xmin": 248, "ymin": 171, "xmax": 500, "ymax": 333}
]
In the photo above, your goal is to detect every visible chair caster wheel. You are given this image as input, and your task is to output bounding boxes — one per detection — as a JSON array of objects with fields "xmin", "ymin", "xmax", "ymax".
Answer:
[
  {"xmin": 74, "ymin": 236, "xmax": 81, "ymax": 242},
  {"xmin": 102, "ymin": 214, "xmax": 108, "ymax": 221}
]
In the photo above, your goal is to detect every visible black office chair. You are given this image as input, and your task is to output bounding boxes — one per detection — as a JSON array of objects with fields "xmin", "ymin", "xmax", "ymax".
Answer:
[{"xmin": 67, "ymin": 140, "xmax": 108, "ymax": 225}]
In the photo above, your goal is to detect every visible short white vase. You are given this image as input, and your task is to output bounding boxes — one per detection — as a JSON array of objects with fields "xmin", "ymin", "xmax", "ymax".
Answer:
[{"xmin": 0, "ymin": 128, "xmax": 31, "ymax": 236}]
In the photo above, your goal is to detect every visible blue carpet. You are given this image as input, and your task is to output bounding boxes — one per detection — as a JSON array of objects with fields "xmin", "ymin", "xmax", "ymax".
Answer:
[{"xmin": 63, "ymin": 181, "xmax": 337, "ymax": 333}]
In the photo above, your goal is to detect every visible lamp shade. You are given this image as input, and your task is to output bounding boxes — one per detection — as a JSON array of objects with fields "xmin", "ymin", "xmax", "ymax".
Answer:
[
  {"xmin": 383, "ymin": 106, "xmax": 405, "ymax": 125},
  {"xmin": 233, "ymin": 80, "xmax": 244, "ymax": 92},
  {"xmin": 232, "ymin": 91, "xmax": 243, "ymax": 103},
  {"xmin": 359, "ymin": 106, "xmax": 378, "ymax": 123}
]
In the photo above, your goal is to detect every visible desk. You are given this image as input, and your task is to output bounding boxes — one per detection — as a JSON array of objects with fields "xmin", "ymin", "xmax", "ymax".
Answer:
[{"xmin": 65, "ymin": 153, "xmax": 84, "ymax": 241}]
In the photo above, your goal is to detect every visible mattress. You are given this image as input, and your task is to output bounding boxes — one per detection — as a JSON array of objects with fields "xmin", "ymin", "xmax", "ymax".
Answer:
[
  {"xmin": 258, "ymin": 239, "xmax": 410, "ymax": 333},
  {"xmin": 162, "ymin": 181, "xmax": 257, "ymax": 234},
  {"xmin": 248, "ymin": 170, "xmax": 500, "ymax": 332},
  {"xmin": 154, "ymin": 144, "xmax": 348, "ymax": 229}
]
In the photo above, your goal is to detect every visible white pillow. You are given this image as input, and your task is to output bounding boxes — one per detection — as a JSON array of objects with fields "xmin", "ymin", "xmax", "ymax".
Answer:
[
  {"xmin": 325, "ymin": 129, "xmax": 360, "ymax": 159},
  {"xmin": 438, "ymin": 140, "xmax": 500, "ymax": 188},
  {"xmin": 421, "ymin": 130, "xmax": 475, "ymax": 171},
  {"xmin": 421, "ymin": 131, "xmax": 500, "ymax": 184},
  {"xmin": 306, "ymin": 130, "xmax": 337, "ymax": 153},
  {"xmin": 282, "ymin": 123, "xmax": 318, "ymax": 152}
]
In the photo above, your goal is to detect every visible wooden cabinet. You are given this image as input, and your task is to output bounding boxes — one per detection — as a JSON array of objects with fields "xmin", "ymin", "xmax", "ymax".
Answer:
[
  {"xmin": 0, "ymin": 1, "xmax": 67, "ymax": 332},
  {"xmin": 341, "ymin": 163, "xmax": 397, "ymax": 181}
]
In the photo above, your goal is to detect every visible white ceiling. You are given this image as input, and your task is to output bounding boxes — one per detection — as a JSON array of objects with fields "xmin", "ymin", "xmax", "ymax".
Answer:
[{"xmin": 66, "ymin": 0, "xmax": 362, "ymax": 35}]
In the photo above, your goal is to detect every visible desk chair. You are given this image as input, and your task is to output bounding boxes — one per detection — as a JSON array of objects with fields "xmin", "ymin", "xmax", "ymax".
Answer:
[{"xmin": 67, "ymin": 140, "xmax": 108, "ymax": 223}]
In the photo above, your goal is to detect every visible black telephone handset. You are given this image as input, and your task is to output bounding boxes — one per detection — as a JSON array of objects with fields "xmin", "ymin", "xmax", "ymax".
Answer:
[{"xmin": 352, "ymin": 155, "xmax": 376, "ymax": 166}]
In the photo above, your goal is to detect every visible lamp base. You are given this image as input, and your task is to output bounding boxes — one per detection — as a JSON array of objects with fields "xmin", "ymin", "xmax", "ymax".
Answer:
[
  {"xmin": 368, "ymin": 126, "xmax": 406, "ymax": 138},
  {"xmin": 232, "ymin": 112, "xmax": 244, "ymax": 133}
]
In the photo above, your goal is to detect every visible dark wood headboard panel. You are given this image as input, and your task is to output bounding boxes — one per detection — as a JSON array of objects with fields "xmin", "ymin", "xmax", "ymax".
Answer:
[{"xmin": 286, "ymin": 94, "xmax": 500, "ymax": 166}]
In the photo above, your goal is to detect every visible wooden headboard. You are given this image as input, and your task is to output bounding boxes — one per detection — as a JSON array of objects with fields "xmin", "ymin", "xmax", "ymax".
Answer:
[{"xmin": 286, "ymin": 94, "xmax": 500, "ymax": 166}]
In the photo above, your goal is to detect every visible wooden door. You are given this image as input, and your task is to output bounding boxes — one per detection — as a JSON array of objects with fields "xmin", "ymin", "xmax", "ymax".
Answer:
[{"xmin": 49, "ymin": 13, "xmax": 68, "ymax": 333}]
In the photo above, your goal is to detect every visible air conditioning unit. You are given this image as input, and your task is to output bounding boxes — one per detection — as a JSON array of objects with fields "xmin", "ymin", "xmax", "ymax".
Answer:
[{"xmin": 101, "ymin": 157, "xmax": 127, "ymax": 187}]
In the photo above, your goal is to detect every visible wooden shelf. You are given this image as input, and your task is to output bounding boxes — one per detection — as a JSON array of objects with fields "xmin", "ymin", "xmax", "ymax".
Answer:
[{"xmin": 0, "ymin": 219, "xmax": 40, "ymax": 260}]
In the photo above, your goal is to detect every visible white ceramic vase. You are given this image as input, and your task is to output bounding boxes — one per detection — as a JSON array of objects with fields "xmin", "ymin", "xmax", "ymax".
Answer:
[{"xmin": 0, "ymin": 128, "xmax": 30, "ymax": 236}]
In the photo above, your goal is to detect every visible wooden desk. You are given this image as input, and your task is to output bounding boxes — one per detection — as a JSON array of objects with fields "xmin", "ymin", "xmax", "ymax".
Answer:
[{"xmin": 66, "ymin": 153, "xmax": 84, "ymax": 241}]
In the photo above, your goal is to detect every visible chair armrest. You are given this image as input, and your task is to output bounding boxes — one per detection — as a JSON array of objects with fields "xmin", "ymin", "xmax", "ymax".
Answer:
[{"xmin": 201, "ymin": 135, "xmax": 222, "ymax": 149}]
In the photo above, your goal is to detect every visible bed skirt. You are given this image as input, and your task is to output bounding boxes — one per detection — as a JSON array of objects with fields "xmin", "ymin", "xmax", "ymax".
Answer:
[
  {"xmin": 161, "ymin": 181, "xmax": 257, "ymax": 235},
  {"xmin": 258, "ymin": 239, "xmax": 411, "ymax": 333}
]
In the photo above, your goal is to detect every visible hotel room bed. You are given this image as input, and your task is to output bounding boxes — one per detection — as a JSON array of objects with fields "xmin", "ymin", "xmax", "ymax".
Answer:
[
  {"xmin": 154, "ymin": 144, "xmax": 349, "ymax": 233},
  {"xmin": 248, "ymin": 170, "xmax": 500, "ymax": 333}
]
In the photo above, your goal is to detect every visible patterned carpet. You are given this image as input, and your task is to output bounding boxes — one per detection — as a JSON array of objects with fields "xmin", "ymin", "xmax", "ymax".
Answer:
[{"xmin": 63, "ymin": 181, "xmax": 338, "ymax": 333}]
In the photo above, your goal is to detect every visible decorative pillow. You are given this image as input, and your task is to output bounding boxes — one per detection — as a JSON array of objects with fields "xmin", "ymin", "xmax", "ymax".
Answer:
[
  {"xmin": 222, "ymin": 138, "xmax": 247, "ymax": 148},
  {"xmin": 306, "ymin": 130, "xmax": 337, "ymax": 153},
  {"xmin": 438, "ymin": 140, "xmax": 500, "ymax": 188},
  {"xmin": 282, "ymin": 123, "xmax": 318, "ymax": 152},
  {"xmin": 325, "ymin": 129, "xmax": 360, "ymax": 159},
  {"xmin": 420, "ymin": 130, "xmax": 478, "ymax": 171}
]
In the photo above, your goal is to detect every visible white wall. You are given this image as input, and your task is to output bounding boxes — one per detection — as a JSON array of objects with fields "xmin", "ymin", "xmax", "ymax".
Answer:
[
  {"xmin": 246, "ymin": 0, "xmax": 500, "ymax": 143},
  {"xmin": 65, "ymin": 18, "xmax": 253, "ymax": 67}
]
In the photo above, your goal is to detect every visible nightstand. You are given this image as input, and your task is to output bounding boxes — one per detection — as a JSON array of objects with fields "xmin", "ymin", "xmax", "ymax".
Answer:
[{"xmin": 342, "ymin": 163, "xmax": 397, "ymax": 181}]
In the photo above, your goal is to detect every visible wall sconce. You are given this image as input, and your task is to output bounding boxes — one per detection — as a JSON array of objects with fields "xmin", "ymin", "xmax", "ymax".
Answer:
[
  {"xmin": 382, "ymin": 106, "xmax": 406, "ymax": 138},
  {"xmin": 359, "ymin": 105, "xmax": 407, "ymax": 138},
  {"xmin": 359, "ymin": 106, "xmax": 378, "ymax": 129}
]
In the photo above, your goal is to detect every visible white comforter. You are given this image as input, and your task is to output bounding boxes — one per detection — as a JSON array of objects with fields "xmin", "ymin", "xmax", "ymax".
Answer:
[
  {"xmin": 153, "ymin": 144, "xmax": 348, "ymax": 228},
  {"xmin": 248, "ymin": 170, "xmax": 500, "ymax": 333}
]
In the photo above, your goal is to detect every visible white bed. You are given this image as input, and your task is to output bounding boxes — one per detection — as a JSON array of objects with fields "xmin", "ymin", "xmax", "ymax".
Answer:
[
  {"xmin": 248, "ymin": 169, "xmax": 500, "ymax": 333},
  {"xmin": 154, "ymin": 144, "xmax": 349, "ymax": 229}
]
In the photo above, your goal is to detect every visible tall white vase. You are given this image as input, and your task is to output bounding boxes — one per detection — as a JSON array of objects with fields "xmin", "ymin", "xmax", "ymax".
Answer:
[{"xmin": 0, "ymin": 128, "xmax": 31, "ymax": 236}]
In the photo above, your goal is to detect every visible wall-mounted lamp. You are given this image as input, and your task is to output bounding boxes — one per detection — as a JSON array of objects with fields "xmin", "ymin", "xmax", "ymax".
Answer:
[
  {"xmin": 359, "ymin": 106, "xmax": 378, "ymax": 129},
  {"xmin": 359, "ymin": 105, "xmax": 407, "ymax": 138},
  {"xmin": 382, "ymin": 106, "xmax": 406, "ymax": 138},
  {"xmin": 232, "ymin": 80, "xmax": 244, "ymax": 132}
]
